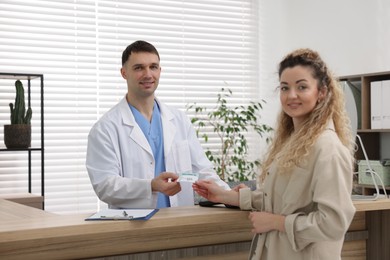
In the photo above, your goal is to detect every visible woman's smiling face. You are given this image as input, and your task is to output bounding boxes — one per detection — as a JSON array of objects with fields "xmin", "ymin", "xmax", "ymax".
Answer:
[{"xmin": 279, "ymin": 65, "xmax": 323, "ymax": 128}]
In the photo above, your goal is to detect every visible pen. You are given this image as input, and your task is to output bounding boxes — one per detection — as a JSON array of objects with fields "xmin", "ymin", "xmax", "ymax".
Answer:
[{"xmin": 100, "ymin": 215, "xmax": 133, "ymax": 220}]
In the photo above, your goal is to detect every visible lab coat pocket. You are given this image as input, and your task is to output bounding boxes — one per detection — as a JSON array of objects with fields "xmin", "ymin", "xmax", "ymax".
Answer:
[{"xmin": 172, "ymin": 141, "xmax": 192, "ymax": 174}]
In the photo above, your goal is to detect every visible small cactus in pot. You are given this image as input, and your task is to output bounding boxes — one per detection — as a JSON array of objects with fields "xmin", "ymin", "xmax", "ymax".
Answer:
[
  {"xmin": 9, "ymin": 80, "xmax": 32, "ymax": 125},
  {"xmin": 3, "ymin": 80, "xmax": 33, "ymax": 148}
]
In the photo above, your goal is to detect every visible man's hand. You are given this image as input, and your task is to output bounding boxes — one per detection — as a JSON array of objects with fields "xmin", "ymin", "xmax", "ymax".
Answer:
[{"xmin": 151, "ymin": 172, "xmax": 181, "ymax": 196}]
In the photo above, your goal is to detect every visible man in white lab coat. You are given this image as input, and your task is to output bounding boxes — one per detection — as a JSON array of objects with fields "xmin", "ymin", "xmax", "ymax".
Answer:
[{"xmin": 86, "ymin": 40, "xmax": 230, "ymax": 209}]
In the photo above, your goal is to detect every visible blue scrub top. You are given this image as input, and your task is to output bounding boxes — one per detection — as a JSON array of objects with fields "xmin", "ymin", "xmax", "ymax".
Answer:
[{"xmin": 129, "ymin": 100, "xmax": 170, "ymax": 208}]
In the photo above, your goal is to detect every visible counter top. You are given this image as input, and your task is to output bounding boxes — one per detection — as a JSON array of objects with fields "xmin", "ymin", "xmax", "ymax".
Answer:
[
  {"xmin": 353, "ymin": 198, "xmax": 390, "ymax": 212},
  {"xmin": 1, "ymin": 198, "xmax": 390, "ymax": 260},
  {"xmin": 0, "ymin": 199, "xmax": 252, "ymax": 260}
]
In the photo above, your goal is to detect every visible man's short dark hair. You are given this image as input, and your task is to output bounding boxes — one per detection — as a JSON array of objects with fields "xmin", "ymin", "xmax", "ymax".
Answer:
[{"xmin": 122, "ymin": 40, "xmax": 160, "ymax": 66}]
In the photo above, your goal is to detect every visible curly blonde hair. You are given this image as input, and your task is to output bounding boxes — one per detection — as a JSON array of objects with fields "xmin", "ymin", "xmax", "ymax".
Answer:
[{"xmin": 259, "ymin": 49, "xmax": 355, "ymax": 182}]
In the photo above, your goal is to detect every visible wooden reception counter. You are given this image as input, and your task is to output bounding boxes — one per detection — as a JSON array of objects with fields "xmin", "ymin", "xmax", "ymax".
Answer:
[{"xmin": 1, "ymin": 198, "xmax": 390, "ymax": 260}]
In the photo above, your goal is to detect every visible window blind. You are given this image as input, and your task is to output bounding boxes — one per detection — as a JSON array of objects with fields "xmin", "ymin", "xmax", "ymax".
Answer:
[{"xmin": 0, "ymin": 0, "xmax": 260, "ymax": 214}]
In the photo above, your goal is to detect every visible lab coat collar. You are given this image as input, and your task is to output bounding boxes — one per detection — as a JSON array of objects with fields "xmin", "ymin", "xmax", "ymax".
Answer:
[
  {"xmin": 118, "ymin": 97, "xmax": 152, "ymax": 156},
  {"xmin": 117, "ymin": 96, "xmax": 177, "ymax": 158},
  {"xmin": 118, "ymin": 96, "xmax": 136, "ymax": 126}
]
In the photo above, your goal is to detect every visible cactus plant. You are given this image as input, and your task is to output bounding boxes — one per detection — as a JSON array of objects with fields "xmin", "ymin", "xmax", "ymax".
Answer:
[
  {"xmin": 3, "ymin": 79, "xmax": 33, "ymax": 148},
  {"xmin": 9, "ymin": 80, "xmax": 32, "ymax": 125}
]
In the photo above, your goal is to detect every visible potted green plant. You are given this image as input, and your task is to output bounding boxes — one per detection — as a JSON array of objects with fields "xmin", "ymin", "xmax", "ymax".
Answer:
[
  {"xmin": 187, "ymin": 88, "xmax": 273, "ymax": 182},
  {"xmin": 3, "ymin": 80, "xmax": 32, "ymax": 148}
]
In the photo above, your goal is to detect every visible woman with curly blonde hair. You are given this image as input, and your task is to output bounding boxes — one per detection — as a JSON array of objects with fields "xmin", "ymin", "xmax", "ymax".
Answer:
[
  {"xmin": 193, "ymin": 48, "xmax": 356, "ymax": 260},
  {"xmin": 260, "ymin": 48, "xmax": 355, "ymax": 180}
]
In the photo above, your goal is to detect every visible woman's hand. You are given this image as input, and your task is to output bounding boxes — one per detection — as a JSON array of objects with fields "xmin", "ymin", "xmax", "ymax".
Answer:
[
  {"xmin": 249, "ymin": 211, "xmax": 286, "ymax": 234},
  {"xmin": 193, "ymin": 180, "xmax": 239, "ymax": 206},
  {"xmin": 231, "ymin": 183, "xmax": 248, "ymax": 192},
  {"xmin": 192, "ymin": 180, "xmax": 222, "ymax": 202}
]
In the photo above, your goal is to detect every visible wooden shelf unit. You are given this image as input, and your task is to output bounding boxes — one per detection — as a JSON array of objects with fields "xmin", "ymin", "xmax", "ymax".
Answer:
[
  {"xmin": 341, "ymin": 72, "xmax": 390, "ymax": 260},
  {"xmin": 339, "ymin": 71, "xmax": 390, "ymax": 161},
  {"xmin": 359, "ymin": 184, "xmax": 390, "ymax": 196}
]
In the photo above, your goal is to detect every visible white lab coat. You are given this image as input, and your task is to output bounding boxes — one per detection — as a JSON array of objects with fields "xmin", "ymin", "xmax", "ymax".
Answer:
[{"xmin": 86, "ymin": 97, "xmax": 229, "ymax": 209}]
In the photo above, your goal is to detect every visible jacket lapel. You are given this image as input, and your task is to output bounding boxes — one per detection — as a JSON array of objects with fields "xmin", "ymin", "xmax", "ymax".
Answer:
[
  {"xmin": 119, "ymin": 97, "xmax": 153, "ymax": 156},
  {"xmin": 157, "ymin": 99, "xmax": 176, "ymax": 158}
]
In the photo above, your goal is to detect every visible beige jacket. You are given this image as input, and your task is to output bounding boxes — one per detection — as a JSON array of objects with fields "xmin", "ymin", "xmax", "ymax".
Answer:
[{"xmin": 240, "ymin": 123, "xmax": 356, "ymax": 260}]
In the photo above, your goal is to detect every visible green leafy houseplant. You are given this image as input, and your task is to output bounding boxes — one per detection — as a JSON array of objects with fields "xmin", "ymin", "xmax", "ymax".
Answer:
[
  {"xmin": 3, "ymin": 80, "xmax": 33, "ymax": 148},
  {"xmin": 187, "ymin": 88, "xmax": 273, "ymax": 182}
]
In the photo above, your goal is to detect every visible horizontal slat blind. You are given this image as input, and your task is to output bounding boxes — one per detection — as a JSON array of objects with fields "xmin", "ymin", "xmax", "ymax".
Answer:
[{"xmin": 0, "ymin": 0, "xmax": 260, "ymax": 214}]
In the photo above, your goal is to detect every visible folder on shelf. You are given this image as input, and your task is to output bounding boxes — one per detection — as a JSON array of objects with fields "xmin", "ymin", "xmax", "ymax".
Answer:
[
  {"xmin": 85, "ymin": 208, "xmax": 158, "ymax": 221},
  {"xmin": 382, "ymin": 80, "xmax": 390, "ymax": 129},
  {"xmin": 370, "ymin": 80, "xmax": 382, "ymax": 129}
]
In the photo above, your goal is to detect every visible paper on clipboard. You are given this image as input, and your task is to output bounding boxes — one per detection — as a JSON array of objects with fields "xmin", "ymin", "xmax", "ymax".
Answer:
[{"xmin": 85, "ymin": 208, "xmax": 158, "ymax": 221}]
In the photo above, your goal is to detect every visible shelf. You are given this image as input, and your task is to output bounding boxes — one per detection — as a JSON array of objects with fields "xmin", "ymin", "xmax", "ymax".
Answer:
[
  {"xmin": 0, "ymin": 72, "xmax": 45, "ymax": 209},
  {"xmin": 340, "ymin": 71, "xmax": 390, "ymax": 162},
  {"xmin": 358, "ymin": 184, "xmax": 390, "ymax": 196},
  {"xmin": 358, "ymin": 129, "xmax": 390, "ymax": 133},
  {"xmin": 359, "ymin": 184, "xmax": 390, "ymax": 190},
  {"xmin": 0, "ymin": 73, "xmax": 43, "ymax": 80},
  {"xmin": 0, "ymin": 148, "xmax": 43, "ymax": 151},
  {"xmin": 340, "ymin": 71, "xmax": 390, "ymax": 131}
]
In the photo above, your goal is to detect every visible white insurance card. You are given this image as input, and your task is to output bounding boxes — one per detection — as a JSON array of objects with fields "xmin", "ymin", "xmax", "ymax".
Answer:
[{"xmin": 177, "ymin": 172, "xmax": 199, "ymax": 183}]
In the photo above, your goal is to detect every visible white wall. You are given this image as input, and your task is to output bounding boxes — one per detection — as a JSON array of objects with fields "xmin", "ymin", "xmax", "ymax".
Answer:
[
  {"xmin": 269, "ymin": 0, "xmax": 390, "ymax": 76},
  {"xmin": 259, "ymin": 0, "xmax": 390, "ymax": 98},
  {"xmin": 257, "ymin": 0, "xmax": 285, "ymax": 129},
  {"xmin": 259, "ymin": 0, "xmax": 390, "ymax": 159}
]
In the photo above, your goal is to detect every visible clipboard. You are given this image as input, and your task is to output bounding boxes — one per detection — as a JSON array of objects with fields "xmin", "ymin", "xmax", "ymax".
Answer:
[{"xmin": 85, "ymin": 208, "xmax": 159, "ymax": 221}]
